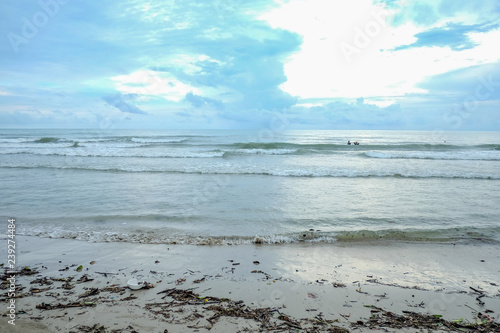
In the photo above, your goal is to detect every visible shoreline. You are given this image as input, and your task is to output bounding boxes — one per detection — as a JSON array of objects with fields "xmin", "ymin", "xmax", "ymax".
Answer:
[{"xmin": 1, "ymin": 236, "xmax": 500, "ymax": 332}]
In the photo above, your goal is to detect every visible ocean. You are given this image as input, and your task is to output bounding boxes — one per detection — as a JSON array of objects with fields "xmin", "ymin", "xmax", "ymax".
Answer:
[{"xmin": 1, "ymin": 129, "xmax": 499, "ymax": 245}]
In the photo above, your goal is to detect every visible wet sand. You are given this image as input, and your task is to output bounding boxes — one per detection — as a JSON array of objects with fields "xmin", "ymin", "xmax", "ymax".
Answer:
[{"xmin": 1, "ymin": 236, "xmax": 500, "ymax": 332}]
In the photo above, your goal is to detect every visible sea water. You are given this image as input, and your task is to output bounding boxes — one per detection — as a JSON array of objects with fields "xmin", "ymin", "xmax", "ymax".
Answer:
[{"xmin": 1, "ymin": 129, "xmax": 499, "ymax": 245}]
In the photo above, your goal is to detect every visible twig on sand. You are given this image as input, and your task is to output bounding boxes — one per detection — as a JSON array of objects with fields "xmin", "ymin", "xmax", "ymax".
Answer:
[
  {"xmin": 95, "ymin": 272, "xmax": 119, "ymax": 277},
  {"xmin": 36, "ymin": 301, "xmax": 97, "ymax": 310},
  {"xmin": 470, "ymin": 286, "xmax": 484, "ymax": 294}
]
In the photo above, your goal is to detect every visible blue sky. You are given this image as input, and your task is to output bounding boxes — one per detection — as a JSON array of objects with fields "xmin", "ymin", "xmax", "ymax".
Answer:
[{"xmin": 1, "ymin": 0, "xmax": 499, "ymax": 130}]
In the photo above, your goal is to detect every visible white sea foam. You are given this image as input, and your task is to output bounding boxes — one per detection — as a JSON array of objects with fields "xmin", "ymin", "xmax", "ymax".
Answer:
[
  {"xmin": 131, "ymin": 137, "xmax": 187, "ymax": 143},
  {"xmin": 0, "ymin": 147, "xmax": 225, "ymax": 158},
  {"xmin": 17, "ymin": 223, "xmax": 500, "ymax": 245},
  {"xmin": 225, "ymin": 148, "xmax": 297, "ymax": 155},
  {"xmin": 365, "ymin": 150, "xmax": 500, "ymax": 161}
]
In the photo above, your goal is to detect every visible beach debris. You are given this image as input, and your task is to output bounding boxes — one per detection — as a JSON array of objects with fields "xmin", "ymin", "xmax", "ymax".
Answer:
[
  {"xmin": 469, "ymin": 286, "xmax": 488, "ymax": 305},
  {"xmin": 150, "ymin": 287, "xmax": 325, "ymax": 331},
  {"xmin": 95, "ymin": 272, "xmax": 118, "ymax": 277},
  {"xmin": 253, "ymin": 237, "xmax": 264, "ymax": 244},
  {"xmin": 76, "ymin": 265, "xmax": 83, "ymax": 272},
  {"xmin": 36, "ymin": 301, "xmax": 97, "ymax": 310},
  {"xmin": 143, "ymin": 282, "xmax": 156, "ymax": 289},
  {"xmin": 51, "ymin": 276, "xmax": 73, "ymax": 283},
  {"xmin": 21, "ymin": 266, "xmax": 38, "ymax": 275},
  {"xmin": 30, "ymin": 277, "xmax": 54, "ymax": 286},
  {"xmin": 61, "ymin": 282, "xmax": 75, "ymax": 290},
  {"xmin": 90, "ymin": 261, "xmax": 96, "ymax": 265},
  {"xmin": 76, "ymin": 274, "xmax": 94, "ymax": 283},
  {"xmin": 328, "ymin": 326, "xmax": 350, "ymax": 332},
  {"xmin": 407, "ymin": 301, "xmax": 425, "ymax": 308},
  {"xmin": 353, "ymin": 306, "xmax": 500, "ymax": 332},
  {"xmin": 176, "ymin": 278, "xmax": 186, "ymax": 285},
  {"xmin": 470, "ymin": 286, "xmax": 484, "ymax": 294},
  {"xmin": 44, "ymin": 290, "xmax": 60, "ymax": 296},
  {"xmin": 251, "ymin": 270, "xmax": 271, "ymax": 279},
  {"xmin": 8, "ymin": 257, "xmax": 500, "ymax": 333},
  {"xmin": 253, "ymin": 261, "xmax": 260, "ymax": 265},
  {"xmin": 193, "ymin": 277, "xmax": 205, "ymax": 284},
  {"xmin": 102, "ymin": 284, "xmax": 126, "ymax": 293},
  {"xmin": 307, "ymin": 292, "xmax": 318, "ymax": 299},
  {"xmin": 478, "ymin": 312, "xmax": 495, "ymax": 323},
  {"xmin": 127, "ymin": 278, "xmax": 144, "ymax": 290},
  {"xmin": 1, "ymin": 266, "xmax": 39, "ymax": 277},
  {"xmin": 68, "ymin": 324, "xmax": 106, "ymax": 333},
  {"xmin": 30, "ymin": 286, "xmax": 53, "ymax": 293},
  {"xmin": 78, "ymin": 287, "xmax": 100, "ymax": 298},
  {"xmin": 356, "ymin": 287, "xmax": 368, "ymax": 294}
]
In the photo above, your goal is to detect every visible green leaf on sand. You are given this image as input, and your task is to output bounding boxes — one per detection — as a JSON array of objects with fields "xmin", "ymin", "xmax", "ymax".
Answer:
[{"xmin": 76, "ymin": 265, "xmax": 83, "ymax": 272}]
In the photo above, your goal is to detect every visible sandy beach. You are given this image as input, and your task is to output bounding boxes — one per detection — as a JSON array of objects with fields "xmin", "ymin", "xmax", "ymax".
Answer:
[{"xmin": 1, "ymin": 236, "xmax": 499, "ymax": 332}]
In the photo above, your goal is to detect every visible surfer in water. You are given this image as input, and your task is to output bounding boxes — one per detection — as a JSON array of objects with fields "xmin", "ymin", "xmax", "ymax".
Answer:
[{"xmin": 347, "ymin": 140, "xmax": 351, "ymax": 145}]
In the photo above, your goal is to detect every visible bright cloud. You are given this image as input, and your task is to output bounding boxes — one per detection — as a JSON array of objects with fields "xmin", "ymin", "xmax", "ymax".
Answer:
[
  {"xmin": 111, "ymin": 70, "xmax": 198, "ymax": 102},
  {"xmin": 260, "ymin": 0, "xmax": 500, "ymax": 102}
]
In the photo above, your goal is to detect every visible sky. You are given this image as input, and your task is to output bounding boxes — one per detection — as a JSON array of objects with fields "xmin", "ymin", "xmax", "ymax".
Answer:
[{"xmin": 1, "ymin": 0, "xmax": 500, "ymax": 130}]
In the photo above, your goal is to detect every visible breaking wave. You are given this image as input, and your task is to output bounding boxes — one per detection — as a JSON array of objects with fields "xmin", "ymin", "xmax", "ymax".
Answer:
[
  {"xmin": 16, "ymin": 225, "xmax": 500, "ymax": 245},
  {"xmin": 364, "ymin": 150, "xmax": 500, "ymax": 161}
]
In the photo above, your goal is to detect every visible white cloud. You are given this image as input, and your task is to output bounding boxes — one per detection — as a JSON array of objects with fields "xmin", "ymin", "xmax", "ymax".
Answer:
[
  {"xmin": 111, "ymin": 70, "xmax": 197, "ymax": 102},
  {"xmin": 259, "ymin": 0, "xmax": 500, "ymax": 101}
]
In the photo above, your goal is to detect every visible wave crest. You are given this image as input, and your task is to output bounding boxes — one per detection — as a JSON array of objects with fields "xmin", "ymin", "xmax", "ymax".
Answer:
[{"xmin": 16, "ymin": 226, "xmax": 500, "ymax": 245}]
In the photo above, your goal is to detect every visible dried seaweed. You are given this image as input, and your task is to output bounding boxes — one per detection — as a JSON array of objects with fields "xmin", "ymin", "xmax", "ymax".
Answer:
[
  {"xmin": 1, "ymin": 266, "xmax": 39, "ymax": 281},
  {"xmin": 78, "ymin": 287, "xmax": 100, "ymax": 298},
  {"xmin": 149, "ymin": 288, "xmax": 347, "ymax": 332},
  {"xmin": 69, "ymin": 324, "xmax": 106, "ymax": 333},
  {"xmin": 353, "ymin": 305, "xmax": 500, "ymax": 332},
  {"xmin": 36, "ymin": 301, "xmax": 97, "ymax": 310}
]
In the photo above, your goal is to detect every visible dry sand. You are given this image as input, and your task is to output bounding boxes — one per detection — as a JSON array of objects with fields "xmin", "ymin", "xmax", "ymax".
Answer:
[{"xmin": 1, "ymin": 236, "xmax": 500, "ymax": 332}]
